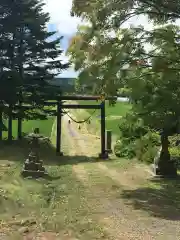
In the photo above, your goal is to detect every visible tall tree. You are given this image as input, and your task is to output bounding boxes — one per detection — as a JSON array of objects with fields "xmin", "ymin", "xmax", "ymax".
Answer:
[
  {"xmin": 67, "ymin": 25, "xmax": 145, "ymax": 95},
  {"xmin": 71, "ymin": 0, "xmax": 180, "ymax": 27},
  {"xmin": 69, "ymin": 1, "xmax": 180, "ymax": 175},
  {"xmin": 124, "ymin": 24, "xmax": 180, "ymax": 175},
  {"xmin": 0, "ymin": 0, "xmax": 69, "ymax": 140}
]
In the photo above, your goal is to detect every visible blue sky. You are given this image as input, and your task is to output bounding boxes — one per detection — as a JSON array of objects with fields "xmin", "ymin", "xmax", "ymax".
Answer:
[{"xmin": 44, "ymin": 0, "xmax": 81, "ymax": 78}]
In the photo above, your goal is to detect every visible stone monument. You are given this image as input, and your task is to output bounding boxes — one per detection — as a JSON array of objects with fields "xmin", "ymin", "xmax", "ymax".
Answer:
[{"xmin": 21, "ymin": 128, "xmax": 47, "ymax": 178}]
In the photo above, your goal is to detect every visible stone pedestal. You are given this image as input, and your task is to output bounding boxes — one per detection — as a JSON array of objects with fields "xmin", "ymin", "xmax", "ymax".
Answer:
[
  {"xmin": 99, "ymin": 151, "xmax": 109, "ymax": 160},
  {"xmin": 21, "ymin": 152, "xmax": 47, "ymax": 178}
]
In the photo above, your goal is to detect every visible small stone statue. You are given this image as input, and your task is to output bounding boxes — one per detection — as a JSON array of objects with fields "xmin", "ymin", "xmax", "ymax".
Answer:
[{"xmin": 21, "ymin": 128, "xmax": 47, "ymax": 178}]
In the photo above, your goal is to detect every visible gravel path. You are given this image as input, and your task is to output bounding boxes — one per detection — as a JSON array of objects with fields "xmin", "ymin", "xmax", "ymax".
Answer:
[{"xmin": 62, "ymin": 113, "xmax": 180, "ymax": 240}]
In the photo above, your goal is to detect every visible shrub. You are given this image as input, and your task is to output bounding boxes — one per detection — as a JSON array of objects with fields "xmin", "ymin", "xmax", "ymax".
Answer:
[
  {"xmin": 135, "ymin": 131, "xmax": 160, "ymax": 163},
  {"xmin": 114, "ymin": 111, "xmax": 180, "ymax": 166},
  {"xmin": 169, "ymin": 134, "xmax": 180, "ymax": 147},
  {"xmin": 115, "ymin": 113, "xmax": 149, "ymax": 159},
  {"xmin": 114, "ymin": 112, "xmax": 161, "ymax": 163},
  {"xmin": 119, "ymin": 113, "xmax": 148, "ymax": 141},
  {"xmin": 169, "ymin": 147, "xmax": 180, "ymax": 158},
  {"xmin": 114, "ymin": 139, "xmax": 136, "ymax": 158}
]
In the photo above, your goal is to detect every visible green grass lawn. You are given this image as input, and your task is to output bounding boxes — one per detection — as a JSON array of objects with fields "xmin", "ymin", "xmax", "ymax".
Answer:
[
  {"xmin": 2, "ymin": 117, "xmax": 55, "ymax": 139},
  {"xmin": 105, "ymin": 119, "xmax": 121, "ymax": 134},
  {"xmin": 78, "ymin": 100, "xmax": 131, "ymax": 117},
  {"xmin": 75, "ymin": 100, "xmax": 131, "ymax": 136},
  {"xmin": 0, "ymin": 107, "xmax": 179, "ymax": 239}
]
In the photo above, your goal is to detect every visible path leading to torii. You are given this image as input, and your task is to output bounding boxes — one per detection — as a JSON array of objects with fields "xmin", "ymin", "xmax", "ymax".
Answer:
[{"xmin": 60, "ymin": 111, "xmax": 180, "ymax": 240}]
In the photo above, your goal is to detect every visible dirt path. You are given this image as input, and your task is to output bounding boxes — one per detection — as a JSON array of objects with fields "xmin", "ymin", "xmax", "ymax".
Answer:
[{"xmin": 62, "ymin": 113, "xmax": 180, "ymax": 240}]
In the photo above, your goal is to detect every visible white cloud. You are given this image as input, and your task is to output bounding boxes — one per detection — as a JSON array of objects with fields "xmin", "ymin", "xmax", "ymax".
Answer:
[
  {"xmin": 42, "ymin": 1, "xmax": 155, "ymax": 77},
  {"xmin": 43, "ymin": 0, "xmax": 81, "ymax": 35},
  {"xmin": 43, "ymin": 0, "xmax": 81, "ymax": 77}
]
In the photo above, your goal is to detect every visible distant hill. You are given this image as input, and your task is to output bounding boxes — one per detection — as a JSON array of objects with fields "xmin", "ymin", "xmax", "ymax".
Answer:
[
  {"xmin": 50, "ymin": 78, "xmax": 76, "ymax": 86},
  {"xmin": 48, "ymin": 78, "xmax": 76, "ymax": 93},
  {"xmin": 49, "ymin": 78, "xmax": 94, "ymax": 94}
]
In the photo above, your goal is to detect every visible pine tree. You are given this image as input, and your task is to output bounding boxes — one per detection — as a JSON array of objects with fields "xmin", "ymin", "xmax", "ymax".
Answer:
[{"xmin": 0, "ymin": 0, "xmax": 69, "ymax": 140}]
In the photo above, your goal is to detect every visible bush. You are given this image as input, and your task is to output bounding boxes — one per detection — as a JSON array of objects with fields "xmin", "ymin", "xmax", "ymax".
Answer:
[
  {"xmin": 169, "ymin": 134, "xmax": 180, "ymax": 147},
  {"xmin": 135, "ymin": 131, "xmax": 160, "ymax": 163},
  {"xmin": 114, "ymin": 139, "xmax": 136, "ymax": 158},
  {"xmin": 114, "ymin": 112, "xmax": 180, "ymax": 165},
  {"xmin": 114, "ymin": 112, "xmax": 161, "ymax": 163},
  {"xmin": 118, "ymin": 113, "xmax": 148, "ymax": 141},
  {"xmin": 169, "ymin": 147, "xmax": 180, "ymax": 158}
]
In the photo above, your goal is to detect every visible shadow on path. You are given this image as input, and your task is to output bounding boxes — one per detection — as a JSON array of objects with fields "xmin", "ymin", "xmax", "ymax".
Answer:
[
  {"xmin": 120, "ymin": 177, "xmax": 180, "ymax": 220},
  {"xmin": 0, "ymin": 140, "xmax": 105, "ymax": 166}
]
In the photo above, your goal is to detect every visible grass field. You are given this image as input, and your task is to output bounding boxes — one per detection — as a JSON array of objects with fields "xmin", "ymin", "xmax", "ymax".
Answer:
[
  {"xmin": 72, "ymin": 100, "xmax": 131, "ymax": 136},
  {"xmin": 1, "ymin": 101, "xmax": 179, "ymax": 239},
  {"xmin": 0, "ymin": 115, "xmax": 179, "ymax": 239},
  {"xmin": 2, "ymin": 117, "xmax": 55, "ymax": 139},
  {"xmin": 77, "ymin": 100, "xmax": 131, "ymax": 117}
]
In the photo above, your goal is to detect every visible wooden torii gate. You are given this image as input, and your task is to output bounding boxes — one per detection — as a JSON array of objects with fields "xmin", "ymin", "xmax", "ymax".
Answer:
[{"xmin": 47, "ymin": 95, "xmax": 117, "ymax": 159}]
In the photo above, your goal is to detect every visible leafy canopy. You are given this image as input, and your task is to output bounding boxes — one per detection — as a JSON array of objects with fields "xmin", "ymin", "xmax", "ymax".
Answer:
[{"xmin": 69, "ymin": 0, "xmax": 180, "ymax": 133}]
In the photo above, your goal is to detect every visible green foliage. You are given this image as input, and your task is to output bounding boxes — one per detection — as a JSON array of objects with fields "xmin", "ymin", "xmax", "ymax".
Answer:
[
  {"xmin": 0, "ymin": 0, "xmax": 68, "ymax": 120},
  {"xmin": 72, "ymin": 0, "xmax": 180, "ymax": 27},
  {"xmin": 114, "ymin": 139, "xmax": 136, "ymax": 159},
  {"xmin": 0, "ymin": 0, "xmax": 69, "ymax": 139},
  {"xmin": 115, "ymin": 116, "xmax": 180, "ymax": 165},
  {"xmin": 135, "ymin": 132, "xmax": 160, "ymax": 163},
  {"xmin": 169, "ymin": 147, "xmax": 180, "ymax": 159},
  {"xmin": 70, "ymin": 0, "xmax": 180, "ymax": 97},
  {"xmin": 118, "ymin": 113, "xmax": 148, "ymax": 140},
  {"xmin": 114, "ymin": 113, "xmax": 161, "ymax": 163},
  {"xmin": 71, "ymin": 0, "xmax": 180, "ymax": 174},
  {"xmin": 114, "ymin": 113, "xmax": 148, "ymax": 159},
  {"xmin": 168, "ymin": 135, "xmax": 180, "ymax": 166}
]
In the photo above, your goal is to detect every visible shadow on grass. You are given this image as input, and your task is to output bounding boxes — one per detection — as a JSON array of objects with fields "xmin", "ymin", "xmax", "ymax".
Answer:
[
  {"xmin": 0, "ymin": 139, "xmax": 103, "ymax": 166},
  {"xmin": 120, "ymin": 177, "xmax": 180, "ymax": 220}
]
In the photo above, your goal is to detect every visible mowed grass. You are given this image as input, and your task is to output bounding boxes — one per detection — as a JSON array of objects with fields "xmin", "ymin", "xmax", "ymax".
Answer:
[
  {"xmin": 0, "ymin": 156, "xmax": 107, "ymax": 239},
  {"xmin": 74, "ymin": 100, "xmax": 131, "ymax": 136},
  {"xmin": 2, "ymin": 117, "xmax": 55, "ymax": 139},
  {"xmin": 0, "ymin": 109, "xmax": 180, "ymax": 239},
  {"xmin": 0, "ymin": 137, "xmax": 109, "ymax": 239},
  {"xmin": 78, "ymin": 100, "xmax": 131, "ymax": 117},
  {"xmin": 0, "ymin": 117, "xmax": 109, "ymax": 239}
]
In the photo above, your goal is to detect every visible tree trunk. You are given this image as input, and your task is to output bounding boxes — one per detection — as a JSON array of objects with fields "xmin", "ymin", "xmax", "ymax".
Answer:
[
  {"xmin": 17, "ymin": 26, "xmax": 24, "ymax": 140},
  {"xmin": 8, "ymin": 104, "xmax": 13, "ymax": 143},
  {"xmin": 8, "ymin": 32, "xmax": 15, "ymax": 143},
  {"xmin": 156, "ymin": 132, "xmax": 177, "ymax": 176},
  {"xmin": 17, "ymin": 91, "xmax": 22, "ymax": 140},
  {"xmin": 0, "ymin": 106, "xmax": 2, "ymax": 141}
]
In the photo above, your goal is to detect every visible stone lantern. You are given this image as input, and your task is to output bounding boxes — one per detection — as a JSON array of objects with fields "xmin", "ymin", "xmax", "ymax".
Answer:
[{"xmin": 21, "ymin": 128, "xmax": 47, "ymax": 178}]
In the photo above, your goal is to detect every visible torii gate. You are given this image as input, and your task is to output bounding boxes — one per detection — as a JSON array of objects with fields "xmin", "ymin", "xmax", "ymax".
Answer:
[{"xmin": 46, "ymin": 95, "xmax": 117, "ymax": 159}]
